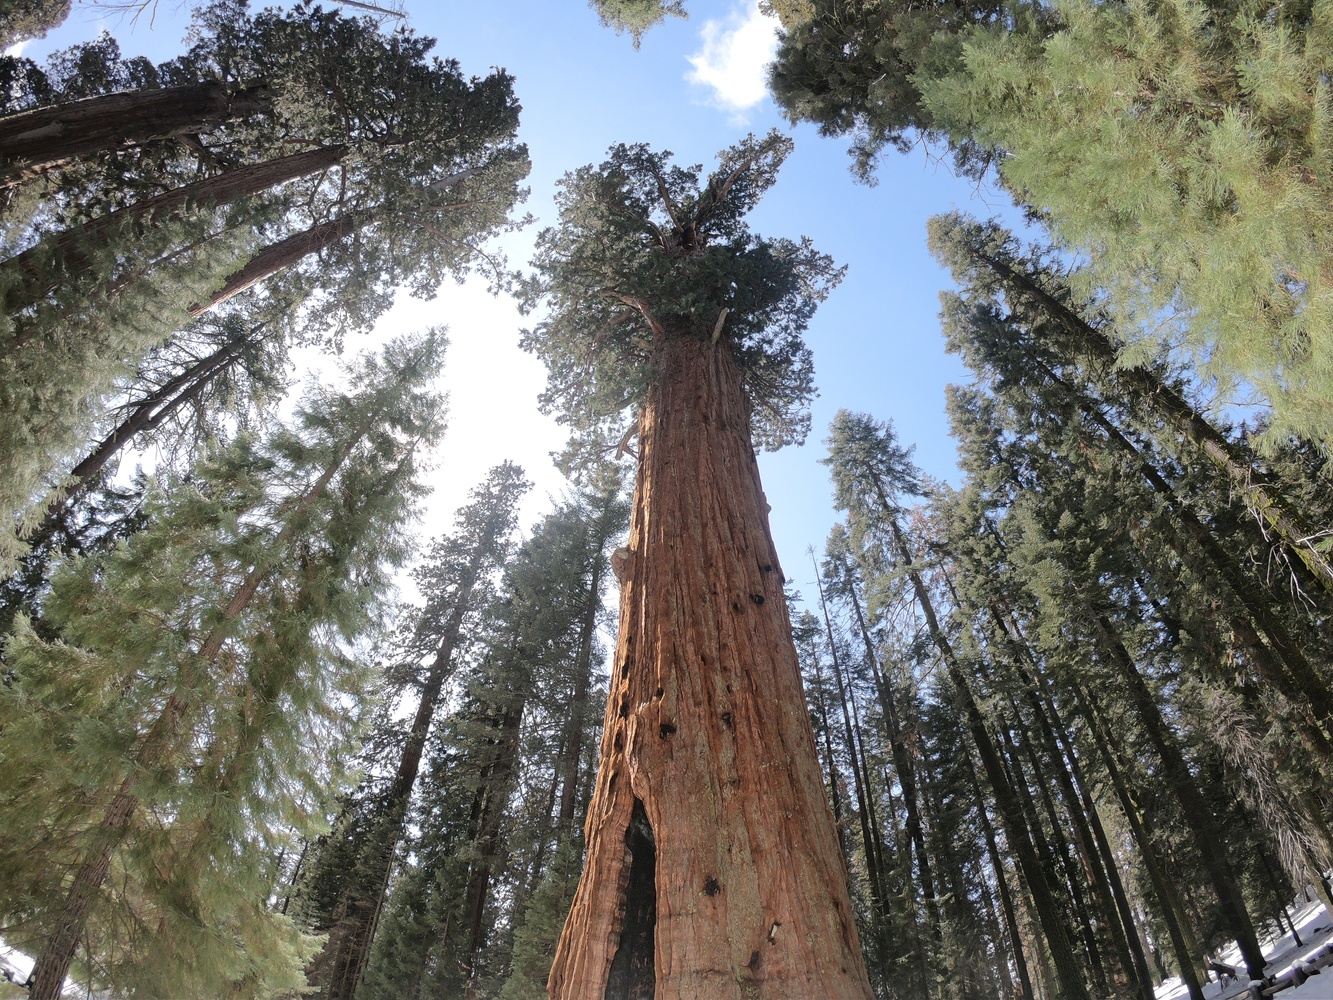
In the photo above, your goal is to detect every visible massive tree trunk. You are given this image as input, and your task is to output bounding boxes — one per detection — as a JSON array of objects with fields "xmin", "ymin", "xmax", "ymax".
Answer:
[
  {"xmin": 548, "ymin": 334, "xmax": 872, "ymax": 999},
  {"xmin": 0, "ymin": 81, "xmax": 270, "ymax": 188}
]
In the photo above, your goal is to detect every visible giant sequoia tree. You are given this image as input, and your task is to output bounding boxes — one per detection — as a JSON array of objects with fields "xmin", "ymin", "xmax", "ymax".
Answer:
[{"xmin": 522, "ymin": 131, "xmax": 871, "ymax": 998}]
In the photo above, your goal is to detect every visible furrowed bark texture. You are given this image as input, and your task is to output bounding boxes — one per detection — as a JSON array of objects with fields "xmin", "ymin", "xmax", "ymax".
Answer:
[
  {"xmin": 0, "ymin": 82, "xmax": 269, "ymax": 188},
  {"xmin": 548, "ymin": 335, "xmax": 872, "ymax": 1000}
]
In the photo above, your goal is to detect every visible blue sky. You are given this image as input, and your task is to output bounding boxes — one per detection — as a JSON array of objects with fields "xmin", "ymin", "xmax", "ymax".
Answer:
[{"xmin": 27, "ymin": 0, "xmax": 1027, "ymax": 599}]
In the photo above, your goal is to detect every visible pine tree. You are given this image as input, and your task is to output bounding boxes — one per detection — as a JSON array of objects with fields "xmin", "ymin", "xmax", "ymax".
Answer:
[
  {"xmin": 824, "ymin": 409, "xmax": 1094, "ymax": 1000},
  {"xmin": 928, "ymin": 211, "xmax": 1333, "ymax": 599},
  {"xmin": 589, "ymin": 0, "xmax": 686, "ymax": 44},
  {"xmin": 0, "ymin": 331, "xmax": 447, "ymax": 1000},
  {"xmin": 0, "ymin": 0, "xmax": 69, "ymax": 48},
  {"xmin": 522, "ymin": 131, "xmax": 870, "ymax": 998},
  {"xmin": 772, "ymin": 0, "xmax": 1333, "ymax": 443},
  {"xmin": 301, "ymin": 463, "xmax": 529, "ymax": 1000}
]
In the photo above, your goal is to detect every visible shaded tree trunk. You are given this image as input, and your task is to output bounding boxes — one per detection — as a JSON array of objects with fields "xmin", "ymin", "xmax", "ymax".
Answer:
[
  {"xmin": 1091, "ymin": 616, "xmax": 1268, "ymax": 981},
  {"xmin": 308, "ymin": 550, "xmax": 490, "ymax": 1000},
  {"xmin": 3, "ymin": 143, "xmax": 347, "ymax": 313},
  {"xmin": 548, "ymin": 334, "xmax": 872, "ymax": 999},
  {"xmin": 883, "ymin": 516, "xmax": 1091, "ymax": 1000},
  {"xmin": 31, "ymin": 327, "xmax": 259, "ymax": 544},
  {"xmin": 1072, "ymin": 682, "xmax": 1206, "ymax": 1000},
  {"xmin": 813, "ymin": 561, "xmax": 887, "ymax": 925},
  {"xmin": 558, "ymin": 548, "xmax": 606, "ymax": 831},
  {"xmin": 971, "ymin": 243, "xmax": 1333, "ymax": 595},
  {"xmin": 462, "ymin": 698, "xmax": 527, "ymax": 995},
  {"xmin": 964, "ymin": 749, "xmax": 1034, "ymax": 1000},
  {"xmin": 25, "ymin": 440, "xmax": 353, "ymax": 1000},
  {"xmin": 844, "ymin": 570, "xmax": 943, "ymax": 953},
  {"xmin": 0, "ymin": 81, "xmax": 270, "ymax": 188}
]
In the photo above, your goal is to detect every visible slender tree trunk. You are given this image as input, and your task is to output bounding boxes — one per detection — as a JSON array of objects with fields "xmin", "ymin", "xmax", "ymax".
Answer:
[
  {"xmin": 844, "ymin": 570, "xmax": 944, "ymax": 952},
  {"xmin": 32, "ymin": 328, "xmax": 257, "ymax": 540},
  {"xmin": 558, "ymin": 549, "xmax": 606, "ymax": 831},
  {"xmin": 187, "ymin": 214, "xmax": 360, "ymax": 317},
  {"xmin": 186, "ymin": 165, "xmax": 479, "ymax": 318},
  {"xmin": 807, "ymin": 645, "xmax": 850, "ymax": 862},
  {"xmin": 813, "ymin": 560, "xmax": 887, "ymax": 922},
  {"xmin": 3, "ymin": 143, "xmax": 347, "ymax": 313},
  {"xmin": 990, "ymin": 640, "xmax": 1144, "ymax": 997},
  {"xmin": 1092, "ymin": 616, "xmax": 1268, "ymax": 981},
  {"xmin": 1000, "ymin": 720, "xmax": 1102, "ymax": 989},
  {"xmin": 308, "ymin": 580, "xmax": 481, "ymax": 1000},
  {"xmin": 1001, "ymin": 628, "xmax": 1153, "ymax": 998},
  {"xmin": 974, "ymin": 245, "xmax": 1333, "ymax": 595},
  {"xmin": 882, "ymin": 515, "xmax": 1091, "ymax": 1000},
  {"xmin": 0, "ymin": 81, "xmax": 270, "ymax": 188},
  {"xmin": 1042, "ymin": 358, "xmax": 1333, "ymax": 745},
  {"xmin": 965, "ymin": 750, "xmax": 1034, "ymax": 1000},
  {"xmin": 1073, "ymin": 682, "xmax": 1207, "ymax": 1000},
  {"xmin": 26, "ymin": 439, "xmax": 353, "ymax": 1000},
  {"xmin": 548, "ymin": 334, "xmax": 872, "ymax": 999},
  {"xmin": 462, "ymin": 699, "xmax": 527, "ymax": 994}
]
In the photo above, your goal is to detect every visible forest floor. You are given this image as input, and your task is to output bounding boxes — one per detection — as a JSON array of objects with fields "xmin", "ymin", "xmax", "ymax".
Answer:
[
  {"xmin": 3, "ymin": 898, "xmax": 1331, "ymax": 999},
  {"xmin": 1156, "ymin": 897, "xmax": 1333, "ymax": 1000}
]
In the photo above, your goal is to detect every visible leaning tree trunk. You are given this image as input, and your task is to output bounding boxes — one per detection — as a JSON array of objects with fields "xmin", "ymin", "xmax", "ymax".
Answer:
[
  {"xmin": 2, "ymin": 143, "xmax": 347, "ymax": 314},
  {"xmin": 0, "ymin": 81, "xmax": 270, "ymax": 189},
  {"xmin": 999, "ymin": 251, "xmax": 1333, "ymax": 597},
  {"xmin": 548, "ymin": 334, "xmax": 873, "ymax": 1000}
]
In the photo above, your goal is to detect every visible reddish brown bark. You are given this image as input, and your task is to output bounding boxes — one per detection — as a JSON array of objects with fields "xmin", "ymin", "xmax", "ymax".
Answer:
[
  {"xmin": 187, "ymin": 213, "xmax": 361, "ymax": 318},
  {"xmin": 548, "ymin": 335, "xmax": 872, "ymax": 1000},
  {"xmin": 0, "ymin": 81, "xmax": 270, "ymax": 188}
]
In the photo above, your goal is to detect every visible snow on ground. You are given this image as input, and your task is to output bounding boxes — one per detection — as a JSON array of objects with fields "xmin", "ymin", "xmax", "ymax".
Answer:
[{"xmin": 1156, "ymin": 897, "xmax": 1333, "ymax": 1000}]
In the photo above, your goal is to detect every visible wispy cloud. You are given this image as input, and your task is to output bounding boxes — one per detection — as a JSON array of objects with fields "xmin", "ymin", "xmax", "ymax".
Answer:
[{"xmin": 685, "ymin": 1, "xmax": 779, "ymax": 120}]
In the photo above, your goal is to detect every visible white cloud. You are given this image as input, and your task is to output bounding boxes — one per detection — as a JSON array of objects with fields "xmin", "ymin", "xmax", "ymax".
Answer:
[{"xmin": 685, "ymin": 1, "xmax": 780, "ymax": 118}]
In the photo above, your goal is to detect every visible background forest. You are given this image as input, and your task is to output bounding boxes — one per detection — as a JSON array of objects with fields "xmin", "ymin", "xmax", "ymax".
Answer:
[{"xmin": 1, "ymin": 0, "xmax": 1331, "ymax": 999}]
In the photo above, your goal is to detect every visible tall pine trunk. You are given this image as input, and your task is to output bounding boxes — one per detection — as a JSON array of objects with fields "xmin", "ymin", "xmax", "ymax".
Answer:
[
  {"xmin": 0, "ymin": 82, "xmax": 270, "ymax": 188},
  {"xmin": 558, "ymin": 548, "xmax": 606, "ymax": 831},
  {"xmin": 883, "ymin": 516, "xmax": 1092, "ymax": 1000},
  {"xmin": 548, "ymin": 334, "xmax": 872, "ymax": 999},
  {"xmin": 1091, "ymin": 617, "xmax": 1268, "ymax": 980},
  {"xmin": 309, "ymin": 546, "xmax": 490, "ymax": 1000},
  {"xmin": 970, "ymin": 243, "xmax": 1333, "ymax": 596}
]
